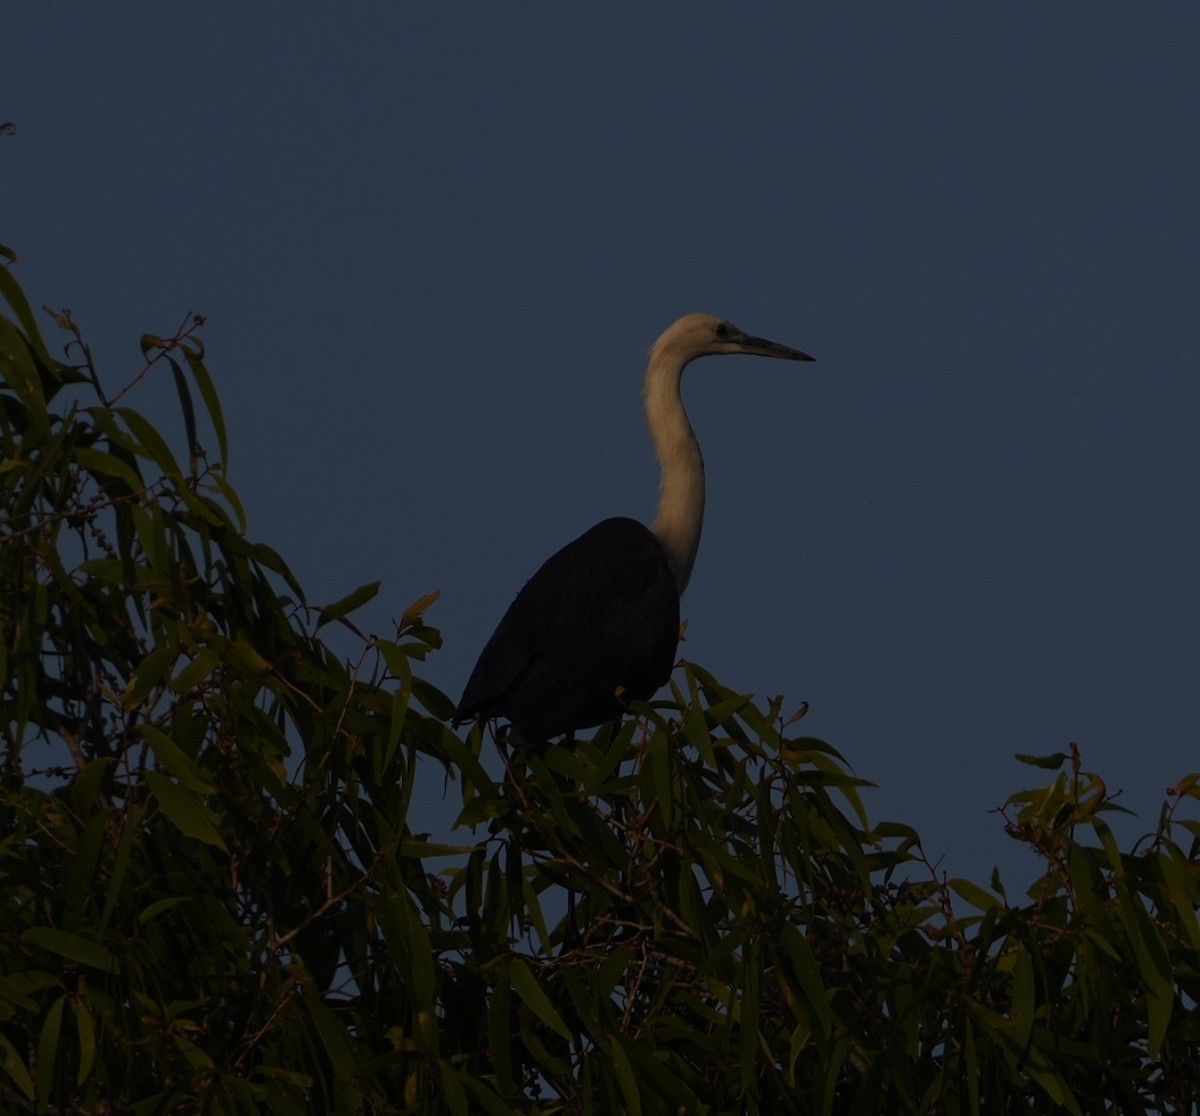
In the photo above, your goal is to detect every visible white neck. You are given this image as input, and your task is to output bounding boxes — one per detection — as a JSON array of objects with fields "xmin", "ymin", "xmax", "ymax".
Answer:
[{"xmin": 645, "ymin": 343, "xmax": 704, "ymax": 594}]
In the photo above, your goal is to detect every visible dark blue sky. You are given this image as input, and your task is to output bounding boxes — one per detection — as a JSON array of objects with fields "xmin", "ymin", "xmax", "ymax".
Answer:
[{"xmin": 6, "ymin": 7, "xmax": 1199, "ymax": 886}]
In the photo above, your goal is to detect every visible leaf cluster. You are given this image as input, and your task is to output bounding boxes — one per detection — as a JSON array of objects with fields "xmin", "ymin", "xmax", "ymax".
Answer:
[{"xmin": 1, "ymin": 251, "xmax": 1198, "ymax": 1113}]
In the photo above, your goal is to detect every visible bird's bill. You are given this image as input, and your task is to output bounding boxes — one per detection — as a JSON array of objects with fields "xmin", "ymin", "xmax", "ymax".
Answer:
[{"xmin": 734, "ymin": 332, "xmax": 815, "ymax": 362}]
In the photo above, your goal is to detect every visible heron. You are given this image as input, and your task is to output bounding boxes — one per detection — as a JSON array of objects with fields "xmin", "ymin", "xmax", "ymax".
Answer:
[{"xmin": 455, "ymin": 313, "xmax": 814, "ymax": 748}]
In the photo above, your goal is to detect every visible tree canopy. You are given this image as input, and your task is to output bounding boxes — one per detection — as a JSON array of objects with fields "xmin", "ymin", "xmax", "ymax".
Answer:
[{"xmin": 1, "ymin": 247, "xmax": 1198, "ymax": 1113}]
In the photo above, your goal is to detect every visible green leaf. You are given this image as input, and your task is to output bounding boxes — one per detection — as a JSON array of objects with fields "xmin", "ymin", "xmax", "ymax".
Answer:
[
  {"xmin": 70, "ymin": 757, "xmax": 117, "ymax": 817},
  {"xmin": 649, "ymin": 733, "xmax": 674, "ymax": 828},
  {"xmin": 185, "ymin": 342, "xmax": 228, "ymax": 464},
  {"xmin": 1167, "ymin": 772, "xmax": 1200, "ymax": 800},
  {"xmin": 226, "ymin": 637, "xmax": 271, "ymax": 678},
  {"xmin": 36, "ymin": 995, "xmax": 65, "ymax": 1109},
  {"xmin": 302, "ymin": 989, "xmax": 358, "ymax": 1078},
  {"xmin": 74, "ymin": 446, "xmax": 145, "ymax": 490},
  {"xmin": 0, "ymin": 1031, "xmax": 34, "ymax": 1101},
  {"xmin": 777, "ymin": 926, "xmax": 831, "ymax": 1038},
  {"xmin": 1009, "ymin": 948, "xmax": 1035, "ymax": 1051},
  {"xmin": 72, "ymin": 998, "xmax": 96, "ymax": 1086},
  {"xmin": 949, "ymin": 878, "xmax": 1003, "ymax": 913},
  {"xmin": 169, "ymin": 357, "xmax": 198, "ymax": 466},
  {"xmin": 1014, "ymin": 751, "xmax": 1070, "ymax": 770},
  {"xmin": 123, "ymin": 646, "xmax": 177, "ymax": 709},
  {"xmin": 438, "ymin": 1062, "xmax": 469, "ymax": 1116},
  {"xmin": 119, "ymin": 406, "xmax": 183, "ymax": 476},
  {"xmin": 22, "ymin": 929, "xmax": 119, "ymax": 974},
  {"xmin": 147, "ymin": 771, "xmax": 228, "ymax": 852},
  {"xmin": 964, "ymin": 1019, "xmax": 980, "ymax": 1115},
  {"xmin": 411, "ymin": 677, "xmax": 458, "ymax": 721},
  {"xmin": 1116, "ymin": 886, "xmax": 1174, "ymax": 1057},
  {"xmin": 460, "ymin": 1074, "xmax": 517, "ymax": 1116},
  {"xmin": 378, "ymin": 893, "xmax": 437, "ymax": 1023},
  {"xmin": 0, "ymin": 975, "xmax": 38, "ymax": 1012},
  {"xmin": 509, "ymin": 958, "xmax": 573, "ymax": 1043},
  {"xmin": 398, "ymin": 838, "xmax": 476, "ymax": 859},
  {"xmin": 739, "ymin": 943, "xmax": 761, "ymax": 1091},
  {"xmin": 606, "ymin": 1036, "xmax": 642, "ymax": 1116},
  {"xmin": 0, "ymin": 265, "xmax": 55, "ymax": 367},
  {"xmin": 171, "ymin": 650, "xmax": 219, "ymax": 694},
  {"xmin": 140, "ymin": 724, "xmax": 215, "ymax": 793},
  {"xmin": 100, "ymin": 804, "xmax": 145, "ymax": 932},
  {"xmin": 1158, "ymin": 845, "xmax": 1200, "ymax": 950},
  {"xmin": 315, "ymin": 580, "xmax": 380, "ymax": 628},
  {"xmin": 0, "ymin": 316, "xmax": 47, "ymax": 424},
  {"xmin": 211, "ymin": 472, "xmax": 247, "ymax": 533},
  {"xmin": 401, "ymin": 589, "xmax": 441, "ymax": 627},
  {"xmin": 682, "ymin": 702, "xmax": 715, "ymax": 763},
  {"xmin": 138, "ymin": 897, "xmax": 189, "ymax": 925},
  {"xmin": 487, "ymin": 976, "xmax": 513, "ymax": 1095}
]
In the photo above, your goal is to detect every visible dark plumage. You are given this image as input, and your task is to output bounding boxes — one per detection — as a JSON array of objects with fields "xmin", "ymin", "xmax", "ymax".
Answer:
[
  {"xmin": 454, "ymin": 517, "xmax": 680, "ymax": 747},
  {"xmin": 455, "ymin": 314, "xmax": 813, "ymax": 749}
]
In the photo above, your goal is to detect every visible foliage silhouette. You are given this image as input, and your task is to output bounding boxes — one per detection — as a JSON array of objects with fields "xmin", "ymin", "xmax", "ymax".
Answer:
[{"xmin": 1, "ymin": 248, "xmax": 1198, "ymax": 1113}]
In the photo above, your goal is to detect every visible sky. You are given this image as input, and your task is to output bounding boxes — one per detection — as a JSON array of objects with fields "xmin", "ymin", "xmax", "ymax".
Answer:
[{"xmin": 5, "ymin": 6, "xmax": 1199, "ymax": 889}]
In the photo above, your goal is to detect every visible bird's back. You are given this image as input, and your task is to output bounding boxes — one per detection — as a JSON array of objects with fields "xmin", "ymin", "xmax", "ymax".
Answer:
[{"xmin": 455, "ymin": 517, "xmax": 680, "ymax": 745}]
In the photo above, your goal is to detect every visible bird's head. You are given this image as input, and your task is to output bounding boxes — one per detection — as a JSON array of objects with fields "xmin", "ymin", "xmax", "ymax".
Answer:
[{"xmin": 651, "ymin": 313, "xmax": 815, "ymax": 366}]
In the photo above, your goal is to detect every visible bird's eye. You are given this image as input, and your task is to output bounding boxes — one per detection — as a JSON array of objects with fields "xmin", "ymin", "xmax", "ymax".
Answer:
[{"xmin": 715, "ymin": 322, "xmax": 730, "ymax": 338}]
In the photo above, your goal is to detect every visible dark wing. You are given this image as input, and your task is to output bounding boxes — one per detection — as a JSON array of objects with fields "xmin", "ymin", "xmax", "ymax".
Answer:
[{"xmin": 455, "ymin": 517, "xmax": 680, "ymax": 743}]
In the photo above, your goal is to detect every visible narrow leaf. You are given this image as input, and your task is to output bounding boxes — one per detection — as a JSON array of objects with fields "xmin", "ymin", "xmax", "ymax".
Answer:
[
  {"xmin": 401, "ymin": 589, "xmax": 441, "ymax": 627},
  {"xmin": 0, "ymin": 267, "xmax": 56, "ymax": 365},
  {"xmin": 185, "ymin": 343, "xmax": 228, "ymax": 464},
  {"xmin": 509, "ymin": 959, "xmax": 573, "ymax": 1042},
  {"xmin": 0, "ymin": 975, "xmax": 37, "ymax": 1012},
  {"xmin": 316, "ymin": 580, "xmax": 381, "ymax": 628},
  {"xmin": 140, "ymin": 724, "xmax": 215, "ymax": 793},
  {"xmin": 72, "ymin": 998, "xmax": 96, "ymax": 1086},
  {"xmin": 123, "ymin": 646, "xmax": 176, "ymax": 709},
  {"xmin": 169, "ymin": 357, "xmax": 198, "ymax": 467},
  {"xmin": 74, "ymin": 446, "xmax": 144, "ymax": 491},
  {"xmin": 22, "ymin": 929, "xmax": 118, "ymax": 974},
  {"xmin": 398, "ymin": 838, "xmax": 476, "ymax": 859},
  {"xmin": 606, "ymin": 1037, "xmax": 642, "ymax": 1116},
  {"xmin": 147, "ymin": 771, "xmax": 228, "ymax": 852},
  {"xmin": 118, "ymin": 407, "xmax": 183, "ymax": 475},
  {"xmin": 138, "ymin": 898, "xmax": 189, "ymax": 925},
  {"xmin": 0, "ymin": 1032, "xmax": 34, "ymax": 1101},
  {"xmin": 949, "ymin": 878, "xmax": 1003, "ymax": 913},
  {"xmin": 438, "ymin": 1062, "xmax": 469, "ymax": 1116},
  {"xmin": 36, "ymin": 995, "xmax": 65, "ymax": 1109},
  {"xmin": 1014, "ymin": 752, "xmax": 1069, "ymax": 770},
  {"xmin": 488, "ymin": 977, "xmax": 513, "ymax": 1095}
]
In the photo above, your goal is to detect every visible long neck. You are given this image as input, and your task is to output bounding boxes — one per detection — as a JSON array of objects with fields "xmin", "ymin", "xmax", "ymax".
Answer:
[{"xmin": 645, "ymin": 344, "xmax": 704, "ymax": 595}]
